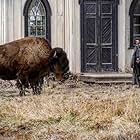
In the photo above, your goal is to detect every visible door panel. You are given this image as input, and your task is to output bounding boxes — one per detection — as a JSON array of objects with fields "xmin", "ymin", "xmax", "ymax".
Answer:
[
  {"xmin": 86, "ymin": 18, "xmax": 96, "ymax": 44},
  {"xmin": 101, "ymin": 18, "xmax": 112, "ymax": 44},
  {"xmin": 81, "ymin": 0, "xmax": 118, "ymax": 73},
  {"xmin": 84, "ymin": 2, "xmax": 98, "ymax": 72},
  {"xmin": 100, "ymin": 2, "xmax": 113, "ymax": 71}
]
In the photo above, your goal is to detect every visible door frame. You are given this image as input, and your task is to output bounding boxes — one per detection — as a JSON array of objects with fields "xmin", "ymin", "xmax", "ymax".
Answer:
[{"xmin": 79, "ymin": 0, "xmax": 119, "ymax": 73}]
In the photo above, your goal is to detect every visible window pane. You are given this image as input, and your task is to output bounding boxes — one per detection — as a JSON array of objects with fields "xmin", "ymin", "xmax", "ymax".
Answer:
[
  {"xmin": 134, "ymin": 26, "xmax": 140, "ymax": 34},
  {"xmin": 133, "ymin": 15, "xmax": 140, "ymax": 46},
  {"xmin": 37, "ymin": 26, "xmax": 43, "ymax": 36},
  {"xmin": 42, "ymin": 16, "xmax": 46, "ymax": 25},
  {"xmin": 134, "ymin": 16, "xmax": 140, "ymax": 24},
  {"xmin": 38, "ymin": 2, "xmax": 46, "ymax": 15},
  {"xmin": 36, "ymin": 16, "xmax": 42, "ymax": 25},
  {"xmin": 42, "ymin": 27, "xmax": 46, "ymax": 36},
  {"xmin": 28, "ymin": 16, "xmax": 36, "ymax": 26},
  {"xmin": 29, "ymin": 27, "xmax": 36, "ymax": 36},
  {"xmin": 134, "ymin": 1, "xmax": 140, "ymax": 14}
]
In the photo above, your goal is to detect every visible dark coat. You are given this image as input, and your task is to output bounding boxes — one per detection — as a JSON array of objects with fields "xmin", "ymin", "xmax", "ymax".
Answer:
[{"xmin": 131, "ymin": 45, "xmax": 140, "ymax": 85}]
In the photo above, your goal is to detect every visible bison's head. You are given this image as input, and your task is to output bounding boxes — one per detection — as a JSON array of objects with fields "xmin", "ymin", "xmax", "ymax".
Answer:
[{"xmin": 50, "ymin": 48, "xmax": 69, "ymax": 81}]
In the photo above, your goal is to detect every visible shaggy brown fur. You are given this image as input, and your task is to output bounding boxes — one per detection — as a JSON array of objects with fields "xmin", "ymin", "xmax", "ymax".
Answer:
[{"xmin": 0, "ymin": 37, "xmax": 69, "ymax": 95}]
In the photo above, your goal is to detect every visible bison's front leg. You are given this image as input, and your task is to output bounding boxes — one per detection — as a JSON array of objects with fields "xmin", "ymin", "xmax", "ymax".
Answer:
[
  {"xmin": 30, "ymin": 78, "xmax": 44, "ymax": 95},
  {"xmin": 16, "ymin": 79, "xmax": 26, "ymax": 96}
]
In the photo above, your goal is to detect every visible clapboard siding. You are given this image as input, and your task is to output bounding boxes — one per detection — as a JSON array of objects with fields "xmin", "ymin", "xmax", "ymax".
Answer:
[{"xmin": 0, "ymin": 0, "xmax": 26, "ymax": 44}]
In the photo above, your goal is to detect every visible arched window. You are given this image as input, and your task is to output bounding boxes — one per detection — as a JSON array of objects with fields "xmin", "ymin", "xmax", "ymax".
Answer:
[
  {"xmin": 129, "ymin": 0, "xmax": 140, "ymax": 48},
  {"xmin": 23, "ymin": 0, "xmax": 51, "ymax": 41}
]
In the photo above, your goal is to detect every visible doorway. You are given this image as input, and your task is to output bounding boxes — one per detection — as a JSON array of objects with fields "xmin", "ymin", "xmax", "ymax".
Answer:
[{"xmin": 80, "ymin": 0, "xmax": 119, "ymax": 73}]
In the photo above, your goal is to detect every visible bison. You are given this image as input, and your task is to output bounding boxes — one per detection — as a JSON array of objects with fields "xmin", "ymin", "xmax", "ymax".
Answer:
[{"xmin": 0, "ymin": 37, "xmax": 69, "ymax": 95}]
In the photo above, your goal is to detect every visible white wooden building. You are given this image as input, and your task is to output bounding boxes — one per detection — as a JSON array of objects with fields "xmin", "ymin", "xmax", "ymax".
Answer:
[{"xmin": 0, "ymin": 0, "xmax": 139, "ymax": 75}]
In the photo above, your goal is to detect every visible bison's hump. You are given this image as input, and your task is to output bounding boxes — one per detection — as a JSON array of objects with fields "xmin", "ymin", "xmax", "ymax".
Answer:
[{"xmin": 0, "ymin": 37, "xmax": 52, "ymax": 70}]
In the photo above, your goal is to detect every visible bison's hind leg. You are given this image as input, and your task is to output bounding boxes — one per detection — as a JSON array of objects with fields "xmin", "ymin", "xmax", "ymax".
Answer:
[{"xmin": 16, "ymin": 76, "xmax": 29, "ymax": 96}]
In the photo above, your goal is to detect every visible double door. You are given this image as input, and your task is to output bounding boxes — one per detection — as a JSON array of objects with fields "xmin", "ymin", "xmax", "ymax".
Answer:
[{"xmin": 80, "ymin": 0, "xmax": 118, "ymax": 72}]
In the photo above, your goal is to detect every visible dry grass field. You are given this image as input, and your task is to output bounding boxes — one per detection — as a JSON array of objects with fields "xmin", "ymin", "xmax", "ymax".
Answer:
[{"xmin": 0, "ymin": 79, "xmax": 140, "ymax": 140}]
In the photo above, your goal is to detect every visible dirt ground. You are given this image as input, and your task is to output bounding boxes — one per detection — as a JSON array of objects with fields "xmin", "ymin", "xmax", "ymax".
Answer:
[{"xmin": 0, "ymin": 79, "xmax": 140, "ymax": 140}]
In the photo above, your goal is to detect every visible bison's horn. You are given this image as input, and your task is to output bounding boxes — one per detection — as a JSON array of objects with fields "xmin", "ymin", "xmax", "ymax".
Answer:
[{"xmin": 53, "ymin": 51, "xmax": 58, "ymax": 58}]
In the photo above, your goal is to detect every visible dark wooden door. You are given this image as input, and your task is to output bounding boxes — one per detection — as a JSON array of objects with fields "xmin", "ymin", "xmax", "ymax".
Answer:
[{"xmin": 80, "ymin": 0, "xmax": 119, "ymax": 73}]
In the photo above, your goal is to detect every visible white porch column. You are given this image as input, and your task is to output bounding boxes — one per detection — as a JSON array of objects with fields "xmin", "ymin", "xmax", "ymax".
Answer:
[
  {"xmin": 72, "ymin": 0, "xmax": 81, "ymax": 73},
  {"xmin": 64, "ymin": 0, "xmax": 81, "ymax": 73},
  {"xmin": 118, "ymin": 0, "xmax": 126, "ymax": 72},
  {"xmin": 64, "ymin": 0, "xmax": 72, "ymax": 71}
]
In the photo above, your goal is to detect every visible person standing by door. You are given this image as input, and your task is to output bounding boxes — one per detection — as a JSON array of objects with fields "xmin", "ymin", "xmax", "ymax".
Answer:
[{"xmin": 131, "ymin": 39, "xmax": 140, "ymax": 86}]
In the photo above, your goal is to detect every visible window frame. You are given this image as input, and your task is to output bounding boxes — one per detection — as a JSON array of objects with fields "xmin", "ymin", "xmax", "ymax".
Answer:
[
  {"xmin": 129, "ymin": 0, "xmax": 140, "ymax": 49},
  {"xmin": 23, "ymin": 0, "xmax": 51, "ymax": 42}
]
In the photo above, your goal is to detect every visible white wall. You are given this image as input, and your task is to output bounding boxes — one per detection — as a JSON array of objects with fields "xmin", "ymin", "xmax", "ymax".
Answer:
[{"xmin": 0, "ymin": 0, "xmax": 26, "ymax": 44}]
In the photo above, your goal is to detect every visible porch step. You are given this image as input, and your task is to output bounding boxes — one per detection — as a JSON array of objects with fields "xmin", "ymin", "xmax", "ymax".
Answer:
[{"xmin": 79, "ymin": 73, "xmax": 132, "ymax": 84}]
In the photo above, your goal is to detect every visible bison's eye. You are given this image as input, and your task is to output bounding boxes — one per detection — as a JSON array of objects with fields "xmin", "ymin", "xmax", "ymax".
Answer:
[{"xmin": 63, "ymin": 72, "xmax": 69, "ymax": 79}]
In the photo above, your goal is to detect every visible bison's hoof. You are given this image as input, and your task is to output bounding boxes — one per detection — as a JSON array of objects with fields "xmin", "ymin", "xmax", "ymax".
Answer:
[
  {"xmin": 33, "ymin": 91, "xmax": 41, "ymax": 95},
  {"xmin": 132, "ymin": 85, "xmax": 140, "ymax": 88},
  {"xmin": 19, "ymin": 91, "xmax": 26, "ymax": 96}
]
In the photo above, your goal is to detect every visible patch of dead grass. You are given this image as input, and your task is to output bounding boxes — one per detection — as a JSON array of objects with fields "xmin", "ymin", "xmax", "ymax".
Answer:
[{"xmin": 0, "ymin": 81, "xmax": 140, "ymax": 139}]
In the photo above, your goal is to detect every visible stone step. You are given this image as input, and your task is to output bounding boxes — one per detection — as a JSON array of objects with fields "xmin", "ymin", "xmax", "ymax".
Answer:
[{"xmin": 79, "ymin": 73, "xmax": 132, "ymax": 84}]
